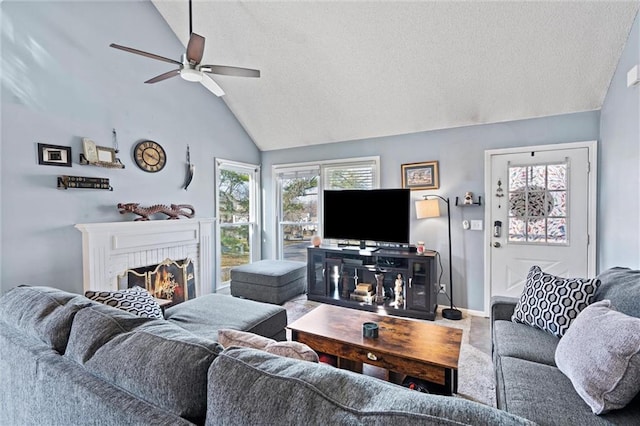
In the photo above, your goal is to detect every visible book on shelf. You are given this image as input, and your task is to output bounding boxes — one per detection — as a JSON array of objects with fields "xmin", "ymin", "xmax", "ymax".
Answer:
[
  {"xmin": 350, "ymin": 293, "xmax": 374, "ymax": 303},
  {"xmin": 62, "ymin": 175, "xmax": 109, "ymax": 184},
  {"xmin": 356, "ymin": 283, "xmax": 373, "ymax": 292},
  {"xmin": 57, "ymin": 175, "xmax": 111, "ymax": 190},
  {"xmin": 66, "ymin": 182, "xmax": 111, "ymax": 189},
  {"xmin": 351, "ymin": 289, "xmax": 374, "ymax": 297}
]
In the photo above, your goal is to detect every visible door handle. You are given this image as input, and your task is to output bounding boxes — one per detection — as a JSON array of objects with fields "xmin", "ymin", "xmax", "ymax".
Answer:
[{"xmin": 493, "ymin": 242, "xmax": 501, "ymax": 248}]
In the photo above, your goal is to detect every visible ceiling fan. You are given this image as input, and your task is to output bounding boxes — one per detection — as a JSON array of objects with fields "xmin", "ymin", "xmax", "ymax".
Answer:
[{"xmin": 109, "ymin": 0, "xmax": 260, "ymax": 97}]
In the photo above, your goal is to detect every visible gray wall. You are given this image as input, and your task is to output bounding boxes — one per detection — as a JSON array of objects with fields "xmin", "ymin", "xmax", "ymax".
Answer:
[
  {"xmin": 262, "ymin": 111, "xmax": 600, "ymax": 312},
  {"xmin": 599, "ymin": 11, "xmax": 640, "ymax": 270},
  {"xmin": 0, "ymin": 1, "xmax": 260, "ymax": 295},
  {"xmin": 262, "ymin": 10, "xmax": 640, "ymax": 312}
]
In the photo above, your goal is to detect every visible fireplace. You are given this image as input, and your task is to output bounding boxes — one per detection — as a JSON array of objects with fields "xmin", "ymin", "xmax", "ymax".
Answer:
[
  {"xmin": 119, "ymin": 258, "xmax": 196, "ymax": 305},
  {"xmin": 75, "ymin": 218, "xmax": 214, "ymax": 296}
]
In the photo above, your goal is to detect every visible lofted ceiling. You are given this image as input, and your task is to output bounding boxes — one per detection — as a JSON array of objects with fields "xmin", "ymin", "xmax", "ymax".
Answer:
[{"xmin": 150, "ymin": 1, "xmax": 640, "ymax": 151}]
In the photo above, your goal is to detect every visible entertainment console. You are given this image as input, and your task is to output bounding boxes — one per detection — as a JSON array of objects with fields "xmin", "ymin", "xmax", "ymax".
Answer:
[{"xmin": 307, "ymin": 246, "xmax": 439, "ymax": 320}]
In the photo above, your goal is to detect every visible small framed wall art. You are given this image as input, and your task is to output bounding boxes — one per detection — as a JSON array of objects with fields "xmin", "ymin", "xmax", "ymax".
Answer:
[
  {"xmin": 401, "ymin": 161, "xmax": 439, "ymax": 190},
  {"xmin": 37, "ymin": 143, "xmax": 72, "ymax": 167},
  {"xmin": 96, "ymin": 145, "xmax": 117, "ymax": 163}
]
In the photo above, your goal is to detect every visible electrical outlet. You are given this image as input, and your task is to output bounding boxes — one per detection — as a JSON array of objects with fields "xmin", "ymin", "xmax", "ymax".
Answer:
[{"xmin": 439, "ymin": 284, "xmax": 446, "ymax": 293}]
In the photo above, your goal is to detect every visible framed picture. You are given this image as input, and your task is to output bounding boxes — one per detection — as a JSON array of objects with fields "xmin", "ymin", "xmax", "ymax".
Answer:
[
  {"xmin": 82, "ymin": 138, "xmax": 99, "ymax": 163},
  {"xmin": 96, "ymin": 145, "xmax": 117, "ymax": 163},
  {"xmin": 37, "ymin": 143, "xmax": 72, "ymax": 167},
  {"xmin": 401, "ymin": 161, "xmax": 439, "ymax": 190}
]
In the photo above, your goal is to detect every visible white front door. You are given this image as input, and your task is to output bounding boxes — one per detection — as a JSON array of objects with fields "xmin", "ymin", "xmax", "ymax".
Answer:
[{"xmin": 484, "ymin": 141, "xmax": 597, "ymax": 312}]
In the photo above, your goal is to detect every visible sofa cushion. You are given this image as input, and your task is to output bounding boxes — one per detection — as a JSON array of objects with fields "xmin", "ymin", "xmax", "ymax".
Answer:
[
  {"xmin": 207, "ymin": 347, "xmax": 534, "ymax": 426},
  {"xmin": 594, "ymin": 267, "xmax": 640, "ymax": 318},
  {"xmin": 498, "ymin": 356, "xmax": 640, "ymax": 425},
  {"xmin": 555, "ymin": 300, "xmax": 640, "ymax": 415},
  {"xmin": 66, "ymin": 304, "xmax": 222, "ymax": 423},
  {"xmin": 85, "ymin": 286, "xmax": 163, "ymax": 319},
  {"xmin": 0, "ymin": 285, "xmax": 92, "ymax": 353},
  {"xmin": 35, "ymin": 353, "xmax": 194, "ymax": 426},
  {"xmin": 65, "ymin": 303, "xmax": 154, "ymax": 362},
  {"xmin": 165, "ymin": 293, "xmax": 287, "ymax": 341},
  {"xmin": 217, "ymin": 328, "xmax": 319, "ymax": 362},
  {"xmin": 512, "ymin": 265, "xmax": 599, "ymax": 337},
  {"xmin": 493, "ymin": 320, "xmax": 558, "ymax": 366}
]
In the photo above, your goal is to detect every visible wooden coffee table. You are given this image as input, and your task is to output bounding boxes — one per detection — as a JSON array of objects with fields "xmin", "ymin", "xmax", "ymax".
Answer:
[{"xmin": 287, "ymin": 304, "xmax": 463, "ymax": 395}]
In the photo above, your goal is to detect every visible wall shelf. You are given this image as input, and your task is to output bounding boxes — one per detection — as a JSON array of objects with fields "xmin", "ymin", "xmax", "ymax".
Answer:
[
  {"xmin": 455, "ymin": 195, "xmax": 482, "ymax": 206},
  {"xmin": 79, "ymin": 153, "xmax": 125, "ymax": 169},
  {"xmin": 57, "ymin": 175, "xmax": 113, "ymax": 191}
]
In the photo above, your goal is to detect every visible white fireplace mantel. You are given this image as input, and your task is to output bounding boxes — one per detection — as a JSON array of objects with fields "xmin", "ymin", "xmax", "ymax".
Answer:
[{"xmin": 75, "ymin": 218, "xmax": 215, "ymax": 296}]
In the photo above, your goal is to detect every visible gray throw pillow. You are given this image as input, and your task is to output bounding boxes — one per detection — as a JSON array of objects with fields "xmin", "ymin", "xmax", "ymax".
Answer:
[
  {"xmin": 512, "ymin": 265, "xmax": 599, "ymax": 337},
  {"xmin": 555, "ymin": 299, "xmax": 640, "ymax": 415}
]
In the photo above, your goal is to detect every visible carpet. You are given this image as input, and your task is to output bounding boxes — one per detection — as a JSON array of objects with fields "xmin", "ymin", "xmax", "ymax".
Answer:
[{"xmin": 283, "ymin": 294, "xmax": 496, "ymax": 408}]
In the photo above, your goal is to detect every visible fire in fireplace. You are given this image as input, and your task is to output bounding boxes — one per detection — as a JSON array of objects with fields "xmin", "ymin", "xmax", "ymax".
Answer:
[{"xmin": 118, "ymin": 258, "xmax": 196, "ymax": 305}]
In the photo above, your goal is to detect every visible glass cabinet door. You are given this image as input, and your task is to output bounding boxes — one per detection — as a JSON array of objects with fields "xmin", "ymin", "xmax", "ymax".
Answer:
[
  {"xmin": 405, "ymin": 259, "xmax": 428, "ymax": 310},
  {"xmin": 307, "ymin": 250, "xmax": 327, "ymax": 296}
]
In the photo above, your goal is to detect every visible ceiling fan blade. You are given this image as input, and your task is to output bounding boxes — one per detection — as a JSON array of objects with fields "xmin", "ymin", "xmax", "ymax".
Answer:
[
  {"xmin": 200, "ymin": 65, "xmax": 260, "ymax": 78},
  {"xmin": 186, "ymin": 33, "xmax": 205, "ymax": 65},
  {"xmin": 201, "ymin": 74, "xmax": 225, "ymax": 97},
  {"xmin": 110, "ymin": 43, "xmax": 181, "ymax": 65},
  {"xmin": 144, "ymin": 69, "xmax": 181, "ymax": 84}
]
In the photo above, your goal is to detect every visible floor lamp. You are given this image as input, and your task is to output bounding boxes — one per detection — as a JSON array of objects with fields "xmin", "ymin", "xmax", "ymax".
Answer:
[{"xmin": 415, "ymin": 195, "xmax": 462, "ymax": 320}]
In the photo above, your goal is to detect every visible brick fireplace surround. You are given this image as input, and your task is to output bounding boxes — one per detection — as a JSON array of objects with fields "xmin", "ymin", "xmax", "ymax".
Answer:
[{"xmin": 75, "ymin": 218, "xmax": 215, "ymax": 296}]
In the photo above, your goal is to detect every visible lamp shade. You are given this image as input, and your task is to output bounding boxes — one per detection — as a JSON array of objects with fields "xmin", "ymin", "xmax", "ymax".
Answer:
[{"xmin": 416, "ymin": 198, "xmax": 441, "ymax": 219}]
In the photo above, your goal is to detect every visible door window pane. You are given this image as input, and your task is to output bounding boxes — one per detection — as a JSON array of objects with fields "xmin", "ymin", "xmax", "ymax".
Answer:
[{"xmin": 508, "ymin": 162, "xmax": 568, "ymax": 244}]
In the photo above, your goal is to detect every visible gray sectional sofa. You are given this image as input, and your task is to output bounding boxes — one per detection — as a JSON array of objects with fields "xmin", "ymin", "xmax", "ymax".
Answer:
[
  {"xmin": 491, "ymin": 267, "xmax": 640, "ymax": 425},
  {"xmin": 0, "ymin": 285, "xmax": 533, "ymax": 425}
]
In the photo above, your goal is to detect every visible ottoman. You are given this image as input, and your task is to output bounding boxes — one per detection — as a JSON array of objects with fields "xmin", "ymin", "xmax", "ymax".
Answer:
[
  {"xmin": 165, "ymin": 293, "xmax": 288, "ymax": 341},
  {"xmin": 230, "ymin": 260, "xmax": 307, "ymax": 305}
]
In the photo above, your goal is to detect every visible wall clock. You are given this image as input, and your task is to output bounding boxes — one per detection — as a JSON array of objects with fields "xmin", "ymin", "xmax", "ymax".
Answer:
[{"xmin": 134, "ymin": 140, "xmax": 166, "ymax": 173}]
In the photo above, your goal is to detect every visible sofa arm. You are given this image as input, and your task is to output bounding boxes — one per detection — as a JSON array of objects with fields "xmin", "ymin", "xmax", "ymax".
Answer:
[{"xmin": 490, "ymin": 296, "xmax": 519, "ymax": 323}]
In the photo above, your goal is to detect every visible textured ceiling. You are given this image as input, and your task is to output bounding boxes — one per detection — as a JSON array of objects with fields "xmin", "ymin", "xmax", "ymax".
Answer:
[{"xmin": 151, "ymin": 1, "xmax": 640, "ymax": 151}]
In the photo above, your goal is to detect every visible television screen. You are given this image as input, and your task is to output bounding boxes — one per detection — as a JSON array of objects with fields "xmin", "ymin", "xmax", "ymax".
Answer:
[{"xmin": 323, "ymin": 189, "xmax": 410, "ymax": 246}]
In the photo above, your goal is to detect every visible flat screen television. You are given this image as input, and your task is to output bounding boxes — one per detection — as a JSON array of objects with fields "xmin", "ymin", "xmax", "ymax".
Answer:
[{"xmin": 323, "ymin": 189, "xmax": 410, "ymax": 249}]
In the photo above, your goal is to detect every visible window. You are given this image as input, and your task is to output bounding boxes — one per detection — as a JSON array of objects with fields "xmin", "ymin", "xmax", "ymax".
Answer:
[
  {"xmin": 508, "ymin": 161, "xmax": 568, "ymax": 244},
  {"xmin": 215, "ymin": 159, "xmax": 260, "ymax": 289},
  {"xmin": 274, "ymin": 157, "xmax": 379, "ymax": 260}
]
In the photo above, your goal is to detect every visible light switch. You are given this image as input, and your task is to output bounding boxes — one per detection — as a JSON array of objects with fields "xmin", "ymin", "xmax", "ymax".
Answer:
[{"xmin": 470, "ymin": 220, "xmax": 483, "ymax": 231}]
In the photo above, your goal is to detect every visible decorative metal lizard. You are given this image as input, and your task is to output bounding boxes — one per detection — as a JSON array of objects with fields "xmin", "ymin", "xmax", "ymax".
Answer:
[{"xmin": 117, "ymin": 203, "xmax": 195, "ymax": 221}]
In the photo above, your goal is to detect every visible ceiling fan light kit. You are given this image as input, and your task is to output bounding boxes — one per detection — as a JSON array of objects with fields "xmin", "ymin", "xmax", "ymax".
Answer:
[
  {"xmin": 110, "ymin": 0, "xmax": 259, "ymax": 97},
  {"xmin": 180, "ymin": 68, "xmax": 202, "ymax": 82}
]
